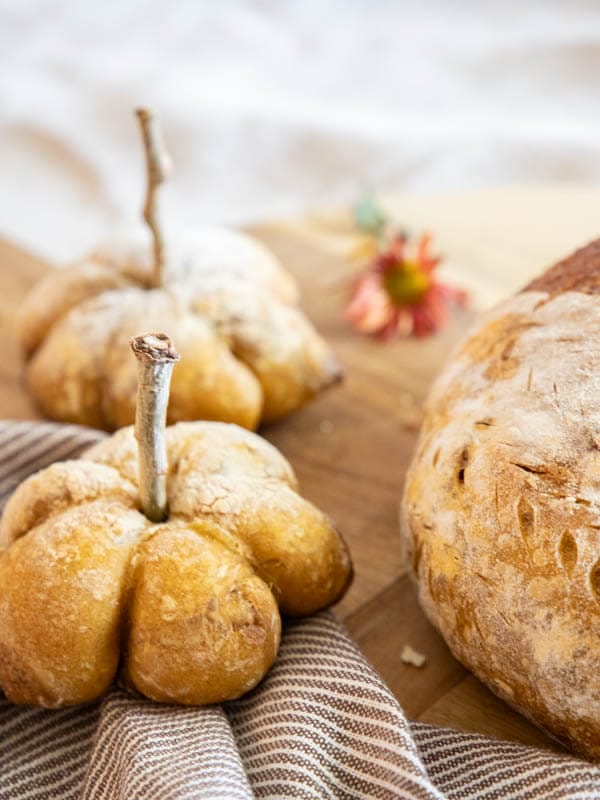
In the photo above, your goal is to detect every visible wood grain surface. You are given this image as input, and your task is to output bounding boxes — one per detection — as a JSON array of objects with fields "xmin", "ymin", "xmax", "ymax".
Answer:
[{"xmin": 3, "ymin": 185, "xmax": 600, "ymax": 753}]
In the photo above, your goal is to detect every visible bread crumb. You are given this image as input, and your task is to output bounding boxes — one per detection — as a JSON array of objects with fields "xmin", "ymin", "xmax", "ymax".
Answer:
[{"xmin": 401, "ymin": 644, "xmax": 427, "ymax": 668}]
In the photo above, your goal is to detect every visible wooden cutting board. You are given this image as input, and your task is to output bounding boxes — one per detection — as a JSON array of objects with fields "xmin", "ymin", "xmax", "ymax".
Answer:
[{"xmin": 3, "ymin": 185, "xmax": 600, "ymax": 752}]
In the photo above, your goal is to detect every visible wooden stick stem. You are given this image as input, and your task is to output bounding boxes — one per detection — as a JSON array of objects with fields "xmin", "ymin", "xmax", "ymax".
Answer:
[
  {"xmin": 135, "ymin": 107, "xmax": 172, "ymax": 288},
  {"xmin": 130, "ymin": 333, "xmax": 180, "ymax": 522}
]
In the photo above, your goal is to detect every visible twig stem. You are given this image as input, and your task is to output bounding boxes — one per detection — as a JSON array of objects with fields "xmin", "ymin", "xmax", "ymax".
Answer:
[
  {"xmin": 130, "ymin": 333, "xmax": 180, "ymax": 522},
  {"xmin": 135, "ymin": 107, "xmax": 172, "ymax": 288}
]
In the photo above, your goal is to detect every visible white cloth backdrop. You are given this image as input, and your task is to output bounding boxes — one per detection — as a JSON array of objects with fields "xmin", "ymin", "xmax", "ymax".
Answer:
[{"xmin": 1, "ymin": 0, "xmax": 599, "ymax": 263}]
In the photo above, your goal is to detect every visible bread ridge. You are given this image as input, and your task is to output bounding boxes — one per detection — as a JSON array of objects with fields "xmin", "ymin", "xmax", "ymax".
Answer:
[{"xmin": 524, "ymin": 237, "xmax": 600, "ymax": 295}]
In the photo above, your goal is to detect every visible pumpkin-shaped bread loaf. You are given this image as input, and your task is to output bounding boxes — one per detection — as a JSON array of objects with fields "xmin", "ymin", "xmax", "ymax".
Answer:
[
  {"xmin": 0, "ymin": 335, "xmax": 352, "ymax": 708},
  {"xmin": 402, "ymin": 240, "xmax": 600, "ymax": 759},
  {"xmin": 16, "ymin": 108, "xmax": 341, "ymax": 432}
]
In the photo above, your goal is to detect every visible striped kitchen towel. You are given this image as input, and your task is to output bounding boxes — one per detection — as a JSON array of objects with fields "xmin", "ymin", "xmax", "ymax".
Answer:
[{"xmin": 0, "ymin": 421, "xmax": 597, "ymax": 800}]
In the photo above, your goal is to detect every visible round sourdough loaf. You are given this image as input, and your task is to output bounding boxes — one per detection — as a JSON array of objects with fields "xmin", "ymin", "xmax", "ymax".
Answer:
[{"xmin": 401, "ymin": 240, "xmax": 600, "ymax": 758}]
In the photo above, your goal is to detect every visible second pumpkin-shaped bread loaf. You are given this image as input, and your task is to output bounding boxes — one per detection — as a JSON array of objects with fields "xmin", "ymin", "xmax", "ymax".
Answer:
[
  {"xmin": 17, "ymin": 230, "xmax": 341, "ymax": 431},
  {"xmin": 17, "ymin": 108, "xmax": 341, "ymax": 431}
]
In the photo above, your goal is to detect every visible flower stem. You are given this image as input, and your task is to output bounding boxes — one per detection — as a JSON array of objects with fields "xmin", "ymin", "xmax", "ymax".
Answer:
[
  {"xmin": 130, "ymin": 333, "xmax": 180, "ymax": 522},
  {"xmin": 135, "ymin": 107, "xmax": 172, "ymax": 288}
]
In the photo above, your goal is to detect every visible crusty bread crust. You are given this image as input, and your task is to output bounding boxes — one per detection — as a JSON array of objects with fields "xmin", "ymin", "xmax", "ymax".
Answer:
[
  {"xmin": 524, "ymin": 238, "xmax": 600, "ymax": 295},
  {"xmin": 402, "ymin": 240, "xmax": 600, "ymax": 759}
]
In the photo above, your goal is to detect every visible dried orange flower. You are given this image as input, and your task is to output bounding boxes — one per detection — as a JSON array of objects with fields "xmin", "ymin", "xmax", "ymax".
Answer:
[{"xmin": 346, "ymin": 197, "xmax": 467, "ymax": 339}]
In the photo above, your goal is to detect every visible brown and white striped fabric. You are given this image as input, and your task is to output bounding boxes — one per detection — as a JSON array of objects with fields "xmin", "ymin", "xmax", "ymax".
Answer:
[{"xmin": 0, "ymin": 421, "xmax": 598, "ymax": 800}]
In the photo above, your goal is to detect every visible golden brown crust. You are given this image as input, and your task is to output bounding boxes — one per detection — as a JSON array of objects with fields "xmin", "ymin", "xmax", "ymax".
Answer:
[
  {"xmin": 83, "ymin": 422, "xmax": 298, "ymax": 488},
  {"xmin": 18, "ymin": 228, "xmax": 340, "ymax": 430},
  {"xmin": 0, "ymin": 460, "xmax": 137, "ymax": 547},
  {"xmin": 0, "ymin": 421, "xmax": 352, "ymax": 707},
  {"xmin": 125, "ymin": 524, "xmax": 280, "ymax": 704},
  {"xmin": 403, "ymin": 263, "xmax": 600, "ymax": 759},
  {"xmin": 523, "ymin": 238, "xmax": 600, "ymax": 296},
  {"xmin": 0, "ymin": 502, "xmax": 148, "ymax": 706},
  {"xmin": 17, "ymin": 262, "xmax": 136, "ymax": 357}
]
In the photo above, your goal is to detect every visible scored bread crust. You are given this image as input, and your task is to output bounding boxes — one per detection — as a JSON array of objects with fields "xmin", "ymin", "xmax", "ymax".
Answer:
[
  {"xmin": 0, "ymin": 421, "xmax": 352, "ymax": 708},
  {"xmin": 17, "ymin": 228, "xmax": 342, "ymax": 431},
  {"xmin": 401, "ymin": 240, "xmax": 600, "ymax": 759}
]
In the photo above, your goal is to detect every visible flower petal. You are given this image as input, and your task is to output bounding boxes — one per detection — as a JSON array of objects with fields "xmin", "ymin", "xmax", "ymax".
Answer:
[{"xmin": 345, "ymin": 222, "xmax": 466, "ymax": 341}]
